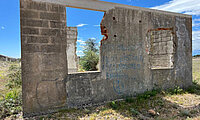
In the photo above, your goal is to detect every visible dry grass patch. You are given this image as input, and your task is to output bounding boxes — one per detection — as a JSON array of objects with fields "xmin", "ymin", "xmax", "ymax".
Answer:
[{"xmin": 164, "ymin": 93, "xmax": 200, "ymax": 108}]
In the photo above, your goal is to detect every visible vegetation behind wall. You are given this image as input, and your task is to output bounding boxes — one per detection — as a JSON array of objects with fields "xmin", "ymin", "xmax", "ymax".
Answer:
[{"xmin": 79, "ymin": 38, "xmax": 99, "ymax": 71}]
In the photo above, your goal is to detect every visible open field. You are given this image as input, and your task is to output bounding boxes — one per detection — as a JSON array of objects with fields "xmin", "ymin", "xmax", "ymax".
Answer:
[
  {"xmin": 0, "ymin": 61, "xmax": 20, "ymax": 100},
  {"xmin": 0, "ymin": 58, "xmax": 200, "ymax": 120},
  {"xmin": 193, "ymin": 57, "xmax": 200, "ymax": 84}
]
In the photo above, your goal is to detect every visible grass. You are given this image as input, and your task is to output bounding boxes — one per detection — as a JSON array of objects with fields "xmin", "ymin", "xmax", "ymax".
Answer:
[
  {"xmin": 0, "ymin": 57, "xmax": 200, "ymax": 120},
  {"xmin": 0, "ymin": 61, "xmax": 22, "ymax": 119},
  {"xmin": 193, "ymin": 57, "xmax": 200, "ymax": 84}
]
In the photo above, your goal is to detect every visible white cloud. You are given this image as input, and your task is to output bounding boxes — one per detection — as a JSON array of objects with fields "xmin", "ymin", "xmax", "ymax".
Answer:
[
  {"xmin": 90, "ymin": 37, "xmax": 96, "ymax": 40},
  {"xmin": 193, "ymin": 31, "xmax": 200, "ymax": 41},
  {"xmin": 76, "ymin": 24, "xmax": 88, "ymax": 27},
  {"xmin": 1, "ymin": 26, "xmax": 5, "ymax": 30},
  {"xmin": 192, "ymin": 31, "xmax": 200, "ymax": 50},
  {"xmin": 151, "ymin": 0, "xmax": 200, "ymax": 16},
  {"xmin": 77, "ymin": 39, "xmax": 86, "ymax": 45},
  {"xmin": 194, "ymin": 19, "xmax": 200, "ymax": 22},
  {"xmin": 193, "ymin": 23, "xmax": 200, "ymax": 27},
  {"xmin": 193, "ymin": 19, "xmax": 200, "ymax": 27},
  {"xmin": 185, "ymin": 10, "xmax": 200, "ymax": 16}
]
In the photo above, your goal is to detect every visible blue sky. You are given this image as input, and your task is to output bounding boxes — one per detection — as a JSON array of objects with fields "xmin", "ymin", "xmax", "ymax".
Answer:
[{"xmin": 0, "ymin": 0, "xmax": 200, "ymax": 58}]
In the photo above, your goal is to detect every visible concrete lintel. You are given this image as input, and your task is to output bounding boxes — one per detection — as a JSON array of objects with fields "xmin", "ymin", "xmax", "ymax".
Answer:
[{"xmin": 32, "ymin": 0, "xmax": 191, "ymax": 17}]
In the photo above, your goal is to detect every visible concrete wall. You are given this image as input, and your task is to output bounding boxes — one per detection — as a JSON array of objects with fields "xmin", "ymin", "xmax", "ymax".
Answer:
[
  {"xmin": 65, "ymin": 7, "xmax": 192, "ymax": 108},
  {"xmin": 100, "ymin": 7, "xmax": 192, "ymax": 93},
  {"xmin": 20, "ymin": 0, "xmax": 192, "ymax": 117},
  {"xmin": 20, "ymin": 0, "xmax": 67, "ymax": 116},
  {"xmin": 66, "ymin": 72, "xmax": 105, "ymax": 108},
  {"xmin": 66, "ymin": 27, "xmax": 78, "ymax": 73}
]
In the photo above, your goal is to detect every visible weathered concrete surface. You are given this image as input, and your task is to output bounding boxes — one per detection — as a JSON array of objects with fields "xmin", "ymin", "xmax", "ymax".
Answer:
[
  {"xmin": 20, "ymin": 0, "xmax": 192, "ymax": 117},
  {"xmin": 65, "ymin": 7, "xmax": 192, "ymax": 108},
  {"xmin": 101, "ymin": 7, "xmax": 192, "ymax": 92},
  {"xmin": 20, "ymin": 0, "xmax": 67, "ymax": 117},
  {"xmin": 66, "ymin": 72, "xmax": 105, "ymax": 108},
  {"xmin": 32, "ymin": 0, "xmax": 191, "ymax": 18},
  {"xmin": 67, "ymin": 27, "xmax": 78, "ymax": 73}
]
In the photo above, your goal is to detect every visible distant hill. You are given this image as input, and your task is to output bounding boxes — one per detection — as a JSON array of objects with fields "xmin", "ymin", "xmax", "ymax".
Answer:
[{"xmin": 193, "ymin": 49, "xmax": 200, "ymax": 56}]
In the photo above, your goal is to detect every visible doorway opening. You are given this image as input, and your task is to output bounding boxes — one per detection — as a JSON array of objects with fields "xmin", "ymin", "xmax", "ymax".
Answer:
[{"xmin": 66, "ymin": 7, "xmax": 104, "ymax": 73}]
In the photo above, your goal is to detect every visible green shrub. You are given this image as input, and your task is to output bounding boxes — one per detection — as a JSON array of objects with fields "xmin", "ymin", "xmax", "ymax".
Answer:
[
  {"xmin": 186, "ymin": 84, "xmax": 200, "ymax": 94},
  {"xmin": 179, "ymin": 110, "xmax": 191, "ymax": 117},
  {"xmin": 79, "ymin": 38, "xmax": 99, "ymax": 71},
  {"xmin": 80, "ymin": 50, "xmax": 99, "ymax": 71},
  {"xmin": 130, "ymin": 108, "xmax": 139, "ymax": 116},
  {"xmin": 5, "ymin": 90, "xmax": 19, "ymax": 100},
  {"xmin": 0, "ymin": 63, "xmax": 22, "ymax": 119},
  {"xmin": 137, "ymin": 89, "xmax": 159, "ymax": 100},
  {"xmin": 168, "ymin": 86, "xmax": 184, "ymax": 95},
  {"xmin": 0, "ymin": 89, "xmax": 22, "ymax": 119},
  {"xmin": 125, "ymin": 97, "xmax": 134, "ymax": 103},
  {"xmin": 9, "ymin": 64, "xmax": 19, "ymax": 71},
  {"xmin": 109, "ymin": 101, "xmax": 118, "ymax": 110},
  {"xmin": 6, "ymin": 65, "xmax": 21, "ymax": 89}
]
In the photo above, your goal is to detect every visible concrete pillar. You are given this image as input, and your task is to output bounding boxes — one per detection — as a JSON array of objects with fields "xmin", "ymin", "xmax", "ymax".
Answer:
[
  {"xmin": 66, "ymin": 27, "xmax": 78, "ymax": 73},
  {"xmin": 20, "ymin": 0, "xmax": 67, "ymax": 116}
]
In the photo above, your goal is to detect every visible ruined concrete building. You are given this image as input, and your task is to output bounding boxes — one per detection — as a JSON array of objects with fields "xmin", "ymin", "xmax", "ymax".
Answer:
[
  {"xmin": 0, "ymin": 54, "xmax": 19, "ymax": 62},
  {"xmin": 20, "ymin": 0, "xmax": 192, "ymax": 117}
]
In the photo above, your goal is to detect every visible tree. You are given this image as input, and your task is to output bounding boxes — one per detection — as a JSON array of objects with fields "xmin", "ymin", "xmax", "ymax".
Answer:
[
  {"xmin": 84, "ymin": 38, "xmax": 98, "ymax": 53},
  {"xmin": 80, "ymin": 38, "xmax": 99, "ymax": 71}
]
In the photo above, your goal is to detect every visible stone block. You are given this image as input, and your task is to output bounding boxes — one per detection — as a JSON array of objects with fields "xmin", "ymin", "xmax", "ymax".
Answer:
[
  {"xmin": 40, "ymin": 12, "xmax": 61, "ymax": 21},
  {"xmin": 26, "ymin": 36, "xmax": 49, "ymax": 44},
  {"xmin": 40, "ymin": 44, "xmax": 62, "ymax": 53},
  {"xmin": 40, "ymin": 29, "xmax": 66, "ymax": 37},
  {"xmin": 159, "ymin": 42, "xmax": 167, "ymax": 54},
  {"xmin": 22, "ymin": 44, "xmax": 41, "ymax": 53},
  {"xmin": 58, "ymin": 6, "xmax": 66, "ymax": 13},
  {"xmin": 166, "ymin": 30, "xmax": 172, "ymax": 37},
  {"xmin": 67, "ymin": 27, "xmax": 77, "ymax": 31},
  {"xmin": 21, "ymin": 27, "xmax": 39, "ymax": 35},
  {"xmin": 21, "ymin": 19, "xmax": 49, "ymax": 28},
  {"xmin": 167, "ymin": 41, "xmax": 174, "ymax": 53},
  {"xmin": 151, "ymin": 54, "xmax": 172, "ymax": 68},
  {"xmin": 26, "ymin": 0, "xmax": 47, "ymax": 11},
  {"xmin": 47, "ymin": 4, "xmax": 59, "ymax": 12},
  {"xmin": 162, "ymin": 36, "xmax": 171, "ymax": 42},
  {"xmin": 151, "ymin": 43, "xmax": 159, "ymax": 55},
  {"xmin": 50, "ymin": 21, "xmax": 66, "ymax": 28},
  {"xmin": 161, "ymin": 30, "xmax": 168, "ymax": 38},
  {"xmin": 50, "ymin": 37, "xmax": 66, "ymax": 44},
  {"xmin": 47, "ymin": 4, "xmax": 66, "ymax": 13},
  {"xmin": 20, "ymin": 9, "xmax": 39, "ymax": 19},
  {"xmin": 67, "ymin": 34, "xmax": 77, "ymax": 39},
  {"xmin": 60, "ymin": 13, "xmax": 66, "ymax": 21},
  {"xmin": 67, "ymin": 30, "xmax": 77, "ymax": 35}
]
